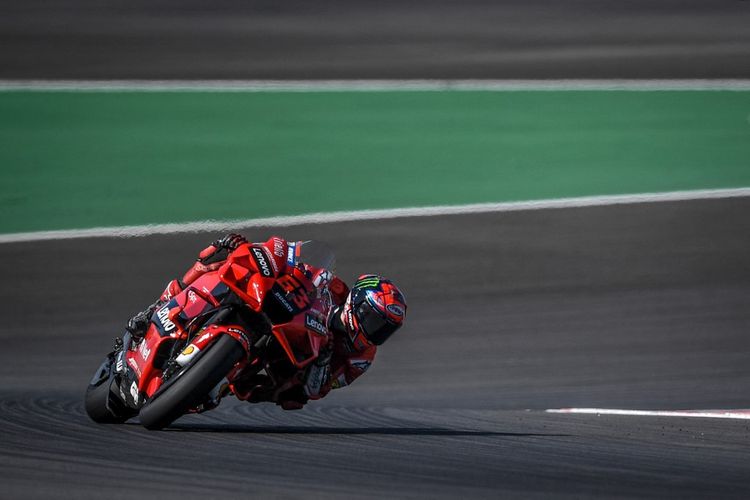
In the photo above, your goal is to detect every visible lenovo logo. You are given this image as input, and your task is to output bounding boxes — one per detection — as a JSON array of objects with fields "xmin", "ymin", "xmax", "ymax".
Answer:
[{"xmin": 251, "ymin": 247, "xmax": 273, "ymax": 277}]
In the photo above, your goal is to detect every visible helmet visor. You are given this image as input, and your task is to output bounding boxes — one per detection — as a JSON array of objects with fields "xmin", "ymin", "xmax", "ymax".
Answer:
[{"xmin": 354, "ymin": 301, "xmax": 400, "ymax": 346}]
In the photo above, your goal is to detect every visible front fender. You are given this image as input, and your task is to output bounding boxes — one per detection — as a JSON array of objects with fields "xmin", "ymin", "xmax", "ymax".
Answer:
[{"xmin": 174, "ymin": 323, "xmax": 251, "ymax": 368}]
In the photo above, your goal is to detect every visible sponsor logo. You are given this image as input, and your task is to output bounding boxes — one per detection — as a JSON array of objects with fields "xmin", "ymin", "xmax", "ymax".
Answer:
[
  {"xmin": 156, "ymin": 306, "xmax": 176, "ymax": 333},
  {"xmin": 130, "ymin": 381, "xmax": 139, "ymax": 404},
  {"xmin": 304, "ymin": 363, "xmax": 330, "ymax": 397},
  {"xmin": 175, "ymin": 344, "xmax": 200, "ymax": 367},
  {"xmin": 287, "ymin": 244, "xmax": 296, "ymax": 266},
  {"xmin": 187, "ymin": 290, "xmax": 198, "ymax": 304},
  {"xmin": 251, "ymin": 247, "xmax": 273, "ymax": 277},
  {"xmin": 137, "ymin": 341, "xmax": 152, "ymax": 361},
  {"xmin": 273, "ymin": 238, "xmax": 285, "ymax": 258},
  {"xmin": 344, "ymin": 309, "xmax": 355, "ymax": 334},
  {"xmin": 127, "ymin": 357, "xmax": 142, "ymax": 377},
  {"xmin": 265, "ymin": 248, "xmax": 280, "ymax": 274},
  {"xmin": 386, "ymin": 304, "xmax": 405, "ymax": 317},
  {"xmin": 227, "ymin": 327, "xmax": 251, "ymax": 348},
  {"xmin": 305, "ymin": 314, "xmax": 327, "ymax": 336},
  {"xmin": 273, "ymin": 290, "xmax": 294, "ymax": 312},
  {"xmin": 356, "ymin": 276, "xmax": 381, "ymax": 289}
]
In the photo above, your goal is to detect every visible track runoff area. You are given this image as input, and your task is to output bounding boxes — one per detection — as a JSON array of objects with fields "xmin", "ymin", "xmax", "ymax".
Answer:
[{"xmin": 2, "ymin": 78, "xmax": 749, "ymax": 421}]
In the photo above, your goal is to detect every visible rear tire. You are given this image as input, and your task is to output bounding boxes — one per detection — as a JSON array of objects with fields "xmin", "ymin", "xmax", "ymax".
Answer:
[{"xmin": 138, "ymin": 335, "xmax": 245, "ymax": 430}]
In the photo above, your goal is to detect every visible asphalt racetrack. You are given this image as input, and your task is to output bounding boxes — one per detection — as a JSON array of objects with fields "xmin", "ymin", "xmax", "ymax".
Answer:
[
  {"xmin": 2, "ymin": 0, "xmax": 750, "ymax": 79},
  {"xmin": 1, "ymin": 198, "xmax": 750, "ymax": 498},
  {"xmin": 3, "ymin": 0, "xmax": 750, "ymax": 496}
]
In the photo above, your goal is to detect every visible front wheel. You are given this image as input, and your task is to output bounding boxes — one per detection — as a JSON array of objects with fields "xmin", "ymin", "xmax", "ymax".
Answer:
[
  {"xmin": 84, "ymin": 356, "xmax": 135, "ymax": 424},
  {"xmin": 138, "ymin": 335, "xmax": 245, "ymax": 430}
]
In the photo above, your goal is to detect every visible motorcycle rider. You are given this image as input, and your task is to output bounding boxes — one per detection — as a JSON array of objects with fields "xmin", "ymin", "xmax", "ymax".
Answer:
[{"xmin": 125, "ymin": 233, "xmax": 407, "ymax": 410}]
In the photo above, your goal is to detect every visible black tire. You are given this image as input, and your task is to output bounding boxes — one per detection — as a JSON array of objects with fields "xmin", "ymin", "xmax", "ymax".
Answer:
[
  {"xmin": 85, "ymin": 371, "xmax": 131, "ymax": 424},
  {"xmin": 85, "ymin": 380, "xmax": 128, "ymax": 424},
  {"xmin": 138, "ymin": 335, "xmax": 245, "ymax": 430}
]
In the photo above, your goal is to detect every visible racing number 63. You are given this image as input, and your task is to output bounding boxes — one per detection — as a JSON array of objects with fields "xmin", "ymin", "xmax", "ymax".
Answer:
[{"xmin": 277, "ymin": 275, "xmax": 310, "ymax": 309}]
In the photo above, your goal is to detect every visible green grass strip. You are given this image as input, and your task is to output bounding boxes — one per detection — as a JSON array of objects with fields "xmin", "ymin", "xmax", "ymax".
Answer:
[{"xmin": 1, "ymin": 91, "xmax": 749, "ymax": 233}]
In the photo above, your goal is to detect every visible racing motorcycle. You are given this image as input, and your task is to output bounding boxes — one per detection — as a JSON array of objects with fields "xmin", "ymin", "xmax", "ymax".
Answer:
[{"xmin": 84, "ymin": 239, "xmax": 335, "ymax": 430}]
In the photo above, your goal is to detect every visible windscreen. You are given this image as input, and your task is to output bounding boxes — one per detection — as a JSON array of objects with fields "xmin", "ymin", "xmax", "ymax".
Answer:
[{"xmin": 289, "ymin": 240, "xmax": 336, "ymax": 273}]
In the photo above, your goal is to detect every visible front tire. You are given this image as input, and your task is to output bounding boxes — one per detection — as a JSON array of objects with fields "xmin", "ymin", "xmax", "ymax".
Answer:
[
  {"xmin": 84, "ymin": 356, "xmax": 134, "ymax": 424},
  {"xmin": 138, "ymin": 335, "xmax": 245, "ymax": 430}
]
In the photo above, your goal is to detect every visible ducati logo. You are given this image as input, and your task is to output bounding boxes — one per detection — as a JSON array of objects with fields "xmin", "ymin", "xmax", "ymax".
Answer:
[
  {"xmin": 273, "ymin": 290, "xmax": 294, "ymax": 312},
  {"xmin": 273, "ymin": 237, "xmax": 285, "ymax": 257}
]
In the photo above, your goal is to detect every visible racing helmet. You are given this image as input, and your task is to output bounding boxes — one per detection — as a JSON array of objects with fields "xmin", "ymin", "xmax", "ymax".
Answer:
[{"xmin": 343, "ymin": 274, "xmax": 406, "ymax": 349}]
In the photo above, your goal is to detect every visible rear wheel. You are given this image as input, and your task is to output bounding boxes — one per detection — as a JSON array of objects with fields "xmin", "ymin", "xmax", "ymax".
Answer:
[{"xmin": 138, "ymin": 335, "xmax": 245, "ymax": 430}]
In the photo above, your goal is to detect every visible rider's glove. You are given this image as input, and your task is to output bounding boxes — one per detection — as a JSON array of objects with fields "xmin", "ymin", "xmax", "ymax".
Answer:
[
  {"xmin": 125, "ymin": 299, "xmax": 162, "ymax": 339},
  {"xmin": 184, "ymin": 233, "xmax": 249, "ymax": 284},
  {"xmin": 197, "ymin": 233, "xmax": 247, "ymax": 265},
  {"xmin": 214, "ymin": 233, "xmax": 248, "ymax": 252},
  {"xmin": 198, "ymin": 233, "xmax": 247, "ymax": 265},
  {"xmin": 125, "ymin": 310, "xmax": 151, "ymax": 339}
]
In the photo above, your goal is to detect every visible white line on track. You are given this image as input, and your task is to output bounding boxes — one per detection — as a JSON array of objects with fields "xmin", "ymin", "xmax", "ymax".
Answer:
[
  {"xmin": 1, "ymin": 188, "xmax": 749, "ymax": 243},
  {"xmin": 547, "ymin": 408, "xmax": 750, "ymax": 420},
  {"xmin": 2, "ymin": 79, "xmax": 750, "ymax": 92}
]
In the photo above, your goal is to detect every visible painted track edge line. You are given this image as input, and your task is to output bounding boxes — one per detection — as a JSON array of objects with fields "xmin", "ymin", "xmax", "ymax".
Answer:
[
  {"xmin": 547, "ymin": 408, "xmax": 750, "ymax": 420},
  {"xmin": 2, "ymin": 79, "xmax": 750, "ymax": 92},
  {"xmin": 2, "ymin": 188, "xmax": 749, "ymax": 244}
]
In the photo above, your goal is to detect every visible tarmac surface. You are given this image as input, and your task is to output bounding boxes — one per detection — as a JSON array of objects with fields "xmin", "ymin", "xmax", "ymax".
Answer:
[
  {"xmin": 2, "ymin": 0, "xmax": 750, "ymax": 79},
  {"xmin": 2, "ymin": 2, "xmax": 750, "ymax": 496},
  {"xmin": 1, "ymin": 198, "xmax": 750, "ymax": 498}
]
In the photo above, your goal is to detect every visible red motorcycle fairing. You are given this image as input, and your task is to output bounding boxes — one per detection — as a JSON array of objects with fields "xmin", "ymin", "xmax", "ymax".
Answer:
[
  {"xmin": 270, "ymin": 294, "xmax": 331, "ymax": 370},
  {"xmin": 216, "ymin": 241, "xmax": 287, "ymax": 311},
  {"xmin": 218, "ymin": 241, "xmax": 331, "ymax": 369},
  {"xmin": 123, "ymin": 238, "xmax": 334, "ymax": 407},
  {"xmin": 125, "ymin": 272, "xmax": 253, "ymax": 401}
]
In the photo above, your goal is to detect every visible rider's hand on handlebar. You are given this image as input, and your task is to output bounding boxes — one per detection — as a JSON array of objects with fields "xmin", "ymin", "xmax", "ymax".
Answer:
[
  {"xmin": 195, "ymin": 233, "xmax": 247, "ymax": 267},
  {"xmin": 214, "ymin": 233, "xmax": 247, "ymax": 251}
]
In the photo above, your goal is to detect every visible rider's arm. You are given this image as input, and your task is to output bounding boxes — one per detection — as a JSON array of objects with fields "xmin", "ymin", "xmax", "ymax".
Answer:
[
  {"xmin": 306, "ymin": 345, "xmax": 377, "ymax": 400},
  {"xmin": 332, "ymin": 346, "xmax": 377, "ymax": 390},
  {"xmin": 328, "ymin": 276, "xmax": 350, "ymax": 305},
  {"xmin": 126, "ymin": 233, "xmax": 248, "ymax": 338}
]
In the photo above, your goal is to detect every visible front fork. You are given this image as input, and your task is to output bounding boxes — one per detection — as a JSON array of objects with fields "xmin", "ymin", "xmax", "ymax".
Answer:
[
  {"xmin": 109, "ymin": 332, "xmax": 145, "ymax": 409},
  {"xmin": 113, "ymin": 332, "xmax": 132, "ymax": 377},
  {"xmin": 169, "ymin": 322, "xmax": 254, "ymax": 412}
]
